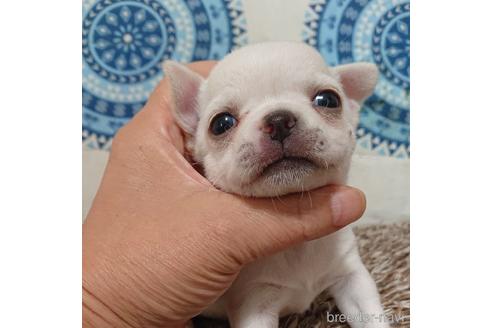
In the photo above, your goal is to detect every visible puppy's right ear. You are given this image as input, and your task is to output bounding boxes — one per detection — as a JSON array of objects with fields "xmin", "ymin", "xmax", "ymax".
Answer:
[
  {"xmin": 335, "ymin": 63, "xmax": 379, "ymax": 104},
  {"xmin": 163, "ymin": 60, "xmax": 204, "ymax": 135}
]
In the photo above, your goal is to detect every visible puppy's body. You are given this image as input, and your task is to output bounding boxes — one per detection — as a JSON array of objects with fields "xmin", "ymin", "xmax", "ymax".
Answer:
[
  {"xmin": 203, "ymin": 228, "xmax": 359, "ymax": 315},
  {"xmin": 165, "ymin": 42, "xmax": 388, "ymax": 328}
]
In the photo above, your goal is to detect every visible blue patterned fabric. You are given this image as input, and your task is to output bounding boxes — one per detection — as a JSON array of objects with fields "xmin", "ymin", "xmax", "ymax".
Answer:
[
  {"xmin": 82, "ymin": 0, "xmax": 247, "ymax": 149},
  {"xmin": 82, "ymin": 0, "xmax": 409, "ymax": 158},
  {"xmin": 304, "ymin": 0, "xmax": 410, "ymax": 158}
]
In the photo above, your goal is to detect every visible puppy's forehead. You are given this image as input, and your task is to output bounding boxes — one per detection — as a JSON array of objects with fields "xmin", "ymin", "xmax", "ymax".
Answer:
[{"xmin": 202, "ymin": 42, "xmax": 336, "ymax": 103}]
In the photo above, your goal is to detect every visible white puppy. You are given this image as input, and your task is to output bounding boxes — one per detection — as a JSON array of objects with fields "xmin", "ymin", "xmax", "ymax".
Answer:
[{"xmin": 164, "ymin": 42, "xmax": 388, "ymax": 328}]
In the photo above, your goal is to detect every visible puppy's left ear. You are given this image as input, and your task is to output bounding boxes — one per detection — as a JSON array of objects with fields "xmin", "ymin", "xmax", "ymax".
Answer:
[
  {"xmin": 335, "ymin": 63, "xmax": 379, "ymax": 103},
  {"xmin": 163, "ymin": 60, "xmax": 204, "ymax": 135}
]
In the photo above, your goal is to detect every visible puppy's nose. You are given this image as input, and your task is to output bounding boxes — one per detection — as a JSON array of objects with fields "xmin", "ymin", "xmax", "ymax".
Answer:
[{"xmin": 263, "ymin": 110, "xmax": 297, "ymax": 143}]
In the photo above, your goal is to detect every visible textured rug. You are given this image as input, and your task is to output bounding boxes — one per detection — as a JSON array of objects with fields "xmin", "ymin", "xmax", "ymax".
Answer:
[{"xmin": 193, "ymin": 222, "xmax": 410, "ymax": 328}]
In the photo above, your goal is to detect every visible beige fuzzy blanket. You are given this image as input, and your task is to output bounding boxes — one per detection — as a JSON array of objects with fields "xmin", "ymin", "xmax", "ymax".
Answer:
[{"xmin": 193, "ymin": 222, "xmax": 410, "ymax": 328}]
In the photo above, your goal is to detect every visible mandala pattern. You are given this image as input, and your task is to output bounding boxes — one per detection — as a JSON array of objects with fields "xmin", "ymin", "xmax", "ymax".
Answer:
[
  {"xmin": 82, "ymin": 0, "xmax": 248, "ymax": 149},
  {"xmin": 303, "ymin": 0, "xmax": 410, "ymax": 158}
]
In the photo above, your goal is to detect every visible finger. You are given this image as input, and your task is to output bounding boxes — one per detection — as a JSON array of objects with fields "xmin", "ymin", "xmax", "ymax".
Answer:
[
  {"xmin": 113, "ymin": 61, "xmax": 217, "ymax": 176},
  {"xmin": 218, "ymin": 185, "xmax": 366, "ymax": 265},
  {"xmin": 121, "ymin": 61, "xmax": 217, "ymax": 153},
  {"xmin": 145, "ymin": 61, "xmax": 217, "ymax": 111},
  {"xmin": 119, "ymin": 61, "xmax": 217, "ymax": 134}
]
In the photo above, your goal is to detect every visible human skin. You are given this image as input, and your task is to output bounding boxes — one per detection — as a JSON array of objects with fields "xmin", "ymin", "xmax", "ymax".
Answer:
[{"xmin": 82, "ymin": 61, "xmax": 366, "ymax": 328}]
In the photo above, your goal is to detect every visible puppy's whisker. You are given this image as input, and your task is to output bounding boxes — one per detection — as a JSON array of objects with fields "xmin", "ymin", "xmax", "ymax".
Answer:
[
  {"xmin": 270, "ymin": 197, "xmax": 279, "ymax": 213},
  {"xmin": 307, "ymin": 190, "xmax": 313, "ymax": 209}
]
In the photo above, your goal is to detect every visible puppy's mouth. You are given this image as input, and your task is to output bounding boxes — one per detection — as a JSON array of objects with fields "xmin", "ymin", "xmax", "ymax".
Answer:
[
  {"xmin": 244, "ymin": 156, "xmax": 320, "ymax": 187},
  {"xmin": 261, "ymin": 156, "xmax": 317, "ymax": 176}
]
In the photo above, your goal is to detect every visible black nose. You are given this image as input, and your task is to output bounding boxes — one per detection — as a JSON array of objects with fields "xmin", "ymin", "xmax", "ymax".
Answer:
[{"xmin": 264, "ymin": 110, "xmax": 297, "ymax": 143}]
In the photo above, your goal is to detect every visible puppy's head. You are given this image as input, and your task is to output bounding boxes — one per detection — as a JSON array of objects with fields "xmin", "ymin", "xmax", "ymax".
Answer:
[{"xmin": 164, "ymin": 42, "xmax": 378, "ymax": 197}]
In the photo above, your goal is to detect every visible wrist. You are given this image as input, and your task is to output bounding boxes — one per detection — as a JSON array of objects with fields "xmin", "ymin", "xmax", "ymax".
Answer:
[
  {"xmin": 83, "ymin": 221, "xmax": 138, "ymax": 328},
  {"xmin": 83, "ymin": 286, "xmax": 134, "ymax": 328},
  {"xmin": 83, "ymin": 287, "xmax": 187, "ymax": 328},
  {"xmin": 83, "ymin": 221, "xmax": 188, "ymax": 328}
]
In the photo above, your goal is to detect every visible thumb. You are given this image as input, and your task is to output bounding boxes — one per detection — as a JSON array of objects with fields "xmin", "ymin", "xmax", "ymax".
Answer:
[{"xmin": 218, "ymin": 185, "xmax": 366, "ymax": 266}]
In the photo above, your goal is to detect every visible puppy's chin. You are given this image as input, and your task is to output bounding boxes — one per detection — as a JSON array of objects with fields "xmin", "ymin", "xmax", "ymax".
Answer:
[{"xmin": 215, "ymin": 164, "xmax": 348, "ymax": 197}]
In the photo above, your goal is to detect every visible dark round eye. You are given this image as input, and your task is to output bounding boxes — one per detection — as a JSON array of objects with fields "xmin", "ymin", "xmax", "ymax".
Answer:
[
  {"xmin": 313, "ymin": 90, "xmax": 341, "ymax": 108},
  {"xmin": 210, "ymin": 112, "xmax": 237, "ymax": 135}
]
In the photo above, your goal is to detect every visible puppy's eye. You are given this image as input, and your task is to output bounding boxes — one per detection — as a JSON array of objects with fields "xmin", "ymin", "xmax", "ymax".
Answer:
[
  {"xmin": 210, "ymin": 112, "xmax": 237, "ymax": 135},
  {"xmin": 313, "ymin": 90, "xmax": 341, "ymax": 108}
]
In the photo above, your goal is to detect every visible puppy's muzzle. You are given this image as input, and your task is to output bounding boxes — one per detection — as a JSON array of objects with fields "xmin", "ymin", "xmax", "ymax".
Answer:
[{"xmin": 263, "ymin": 110, "xmax": 297, "ymax": 143}]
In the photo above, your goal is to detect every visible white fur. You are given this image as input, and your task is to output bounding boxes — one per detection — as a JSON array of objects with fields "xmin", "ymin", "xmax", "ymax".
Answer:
[{"xmin": 164, "ymin": 42, "xmax": 387, "ymax": 328}]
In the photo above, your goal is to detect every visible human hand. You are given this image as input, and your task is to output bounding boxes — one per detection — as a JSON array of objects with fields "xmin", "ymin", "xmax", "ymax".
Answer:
[{"xmin": 82, "ymin": 61, "xmax": 366, "ymax": 328}]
